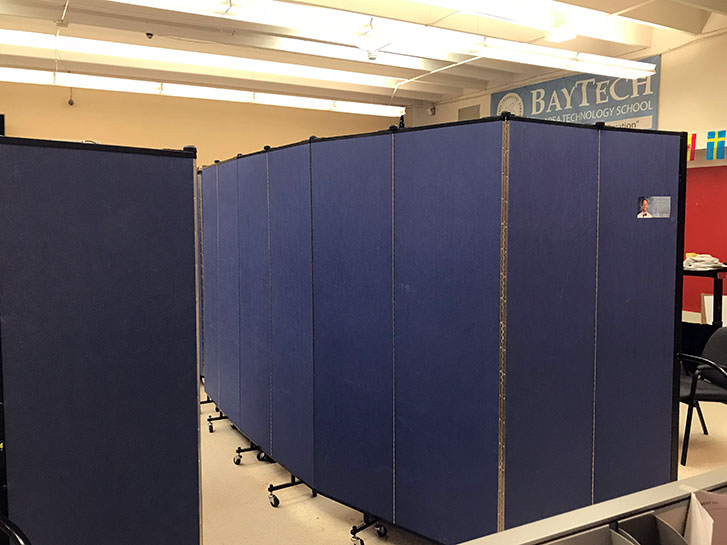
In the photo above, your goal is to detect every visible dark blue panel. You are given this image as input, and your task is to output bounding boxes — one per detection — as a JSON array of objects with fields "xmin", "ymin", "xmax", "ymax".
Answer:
[
  {"xmin": 594, "ymin": 131, "xmax": 680, "ymax": 502},
  {"xmin": 393, "ymin": 122, "xmax": 501, "ymax": 544},
  {"xmin": 201, "ymin": 166, "xmax": 220, "ymax": 404},
  {"xmin": 312, "ymin": 134, "xmax": 393, "ymax": 521},
  {"xmin": 217, "ymin": 160, "xmax": 241, "ymax": 424},
  {"xmin": 505, "ymin": 121, "xmax": 598, "ymax": 528},
  {"xmin": 0, "ymin": 143, "xmax": 199, "ymax": 545},
  {"xmin": 238, "ymin": 153, "xmax": 272, "ymax": 452},
  {"xmin": 269, "ymin": 144, "xmax": 314, "ymax": 484}
]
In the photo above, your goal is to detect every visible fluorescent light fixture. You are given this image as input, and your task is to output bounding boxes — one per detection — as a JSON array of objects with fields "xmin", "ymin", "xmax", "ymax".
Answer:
[
  {"xmin": 474, "ymin": 38, "xmax": 655, "ymax": 79},
  {"xmin": 55, "ymin": 72, "xmax": 161, "ymax": 94},
  {"xmin": 0, "ymin": 29, "xmax": 402, "ymax": 89},
  {"xmin": 0, "ymin": 66, "xmax": 54, "ymax": 85},
  {"xmin": 0, "ymin": 67, "xmax": 405, "ymax": 117},
  {"xmin": 107, "ymin": 0, "xmax": 655, "ymax": 80}
]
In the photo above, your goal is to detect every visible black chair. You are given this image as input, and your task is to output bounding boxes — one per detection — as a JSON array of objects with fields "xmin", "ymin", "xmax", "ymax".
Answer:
[
  {"xmin": 0, "ymin": 513, "xmax": 32, "ymax": 545},
  {"xmin": 678, "ymin": 326, "xmax": 727, "ymax": 465}
]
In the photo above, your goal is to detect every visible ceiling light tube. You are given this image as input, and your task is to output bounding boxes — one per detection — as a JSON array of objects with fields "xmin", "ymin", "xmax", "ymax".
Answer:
[
  {"xmin": 477, "ymin": 37, "xmax": 655, "ymax": 78},
  {"xmin": 0, "ymin": 29, "xmax": 402, "ymax": 89},
  {"xmin": 0, "ymin": 67, "xmax": 405, "ymax": 117}
]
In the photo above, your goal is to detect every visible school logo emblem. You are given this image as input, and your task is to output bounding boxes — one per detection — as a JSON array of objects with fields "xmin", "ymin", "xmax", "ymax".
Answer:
[{"xmin": 496, "ymin": 93, "xmax": 524, "ymax": 116}]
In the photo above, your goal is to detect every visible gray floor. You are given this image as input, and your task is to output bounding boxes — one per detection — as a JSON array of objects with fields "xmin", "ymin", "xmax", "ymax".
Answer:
[{"xmin": 200, "ymin": 390, "xmax": 727, "ymax": 545}]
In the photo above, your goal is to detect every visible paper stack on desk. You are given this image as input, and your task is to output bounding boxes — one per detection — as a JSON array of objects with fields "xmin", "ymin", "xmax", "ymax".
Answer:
[
  {"xmin": 684, "ymin": 254, "xmax": 724, "ymax": 270},
  {"xmin": 684, "ymin": 491, "xmax": 727, "ymax": 545}
]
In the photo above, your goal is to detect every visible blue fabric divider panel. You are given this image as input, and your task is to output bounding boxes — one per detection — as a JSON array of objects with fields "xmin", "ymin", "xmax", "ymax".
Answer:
[
  {"xmin": 216, "ymin": 160, "xmax": 241, "ymax": 424},
  {"xmin": 393, "ymin": 122, "xmax": 501, "ymax": 544},
  {"xmin": 238, "ymin": 153, "xmax": 272, "ymax": 452},
  {"xmin": 0, "ymin": 142, "xmax": 199, "ymax": 545},
  {"xmin": 505, "ymin": 121, "xmax": 598, "ymax": 528},
  {"xmin": 201, "ymin": 166, "xmax": 220, "ymax": 404},
  {"xmin": 312, "ymin": 134, "xmax": 393, "ymax": 521},
  {"xmin": 594, "ymin": 131, "xmax": 680, "ymax": 502},
  {"xmin": 269, "ymin": 144, "xmax": 314, "ymax": 483}
]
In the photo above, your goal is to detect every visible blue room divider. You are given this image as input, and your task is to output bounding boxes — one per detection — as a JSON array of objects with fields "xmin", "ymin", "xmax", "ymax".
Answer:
[
  {"xmin": 238, "ymin": 153, "xmax": 273, "ymax": 453},
  {"xmin": 312, "ymin": 134, "xmax": 395, "ymax": 521},
  {"xmin": 0, "ymin": 137, "xmax": 199, "ymax": 545},
  {"xmin": 504, "ymin": 122, "xmax": 599, "ymax": 528},
  {"xmin": 201, "ymin": 165, "xmax": 220, "ymax": 405},
  {"xmin": 594, "ymin": 130, "xmax": 682, "ymax": 503},
  {"xmin": 217, "ymin": 159, "xmax": 242, "ymax": 425},
  {"xmin": 269, "ymin": 144, "xmax": 315, "ymax": 485},
  {"xmin": 393, "ymin": 122, "xmax": 502, "ymax": 543},
  {"xmin": 199, "ymin": 116, "xmax": 686, "ymax": 545}
]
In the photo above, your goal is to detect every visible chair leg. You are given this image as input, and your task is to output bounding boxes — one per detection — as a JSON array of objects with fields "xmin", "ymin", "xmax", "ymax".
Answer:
[
  {"xmin": 695, "ymin": 401, "xmax": 709, "ymax": 435},
  {"xmin": 681, "ymin": 401, "xmax": 694, "ymax": 465},
  {"xmin": 682, "ymin": 373, "xmax": 701, "ymax": 466}
]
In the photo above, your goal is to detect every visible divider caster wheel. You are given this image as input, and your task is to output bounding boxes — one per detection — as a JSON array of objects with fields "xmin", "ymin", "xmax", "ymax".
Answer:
[
  {"xmin": 350, "ymin": 537, "xmax": 364, "ymax": 545},
  {"xmin": 311, "ymin": 489, "xmax": 317, "ymax": 498},
  {"xmin": 269, "ymin": 494, "xmax": 280, "ymax": 508},
  {"xmin": 208, "ymin": 423, "xmax": 214, "ymax": 433},
  {"xmin": 256, "ymin": 451, "xmax": 266, "ymax": 462},
  {"xmin": 375, "ymin": 524, "xmax": 387, "ymax": 538},
  {"xmin": 233, "ymin": 455, "xmax": 242, "ymax": 465}
]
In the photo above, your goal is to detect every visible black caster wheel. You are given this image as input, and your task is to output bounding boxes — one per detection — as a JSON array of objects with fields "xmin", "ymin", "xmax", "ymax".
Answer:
[
  {"xmin": 256, "ymin": 451, "xmax": 265, "ymax": 462},
  {"xmin": 208, "ymin": 423, "xmax": 214, "ymax": 433},
  {"xmin": 311, "ymin": 490, "xmax": 317, "ymax": 498},
  {"xmin": 215, "ymin": 407, "xmax": 220, "ymax": 412},
  {"xmin": 375, "ymin": 525, "xmax": 387, "ymax": 538},
  {"xmin": 269, "ymin": 494, "xmax": 280, "ymax": 508},
  {"xmin": 233, "ymin": 455, "xmax": 242, "ymax": 465}
]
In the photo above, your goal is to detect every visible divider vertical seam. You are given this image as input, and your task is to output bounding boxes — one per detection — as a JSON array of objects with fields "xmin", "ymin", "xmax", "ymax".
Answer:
[
  {"xmin": 237, "ymin": 159, "xmax": 245, "ymax": 436},
  {"xmin": 235, "ymin": 159, "xmax": 242, "ymax": 432},
  {"xmin": 391, "ymin": 132, "xmax": 397, "ymax": 523},
  {"xmin": 591, "ymin": 130, "xmax": 601, "ymax": 504},
  {"xmin": 194, "ymin": 168, "xmax": 204, "ymax": 544},
  {"xmin": 215, "ymin": 163, "xmax": 222, "ymax": 403},
  {"xmin": 309, "ymin": 142, "xmax": 317, "ymax": 487},
  {"xmin": 266, "ymin": 153, "xmax": 274, "ymax": 453},
  {"xmin": 497, "ymin": 120, "xmax": 510, "ymax": 532}
]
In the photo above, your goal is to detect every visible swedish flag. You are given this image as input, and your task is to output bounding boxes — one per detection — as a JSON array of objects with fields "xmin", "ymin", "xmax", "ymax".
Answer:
[{"xmin": 706, "ymin": 130, "xmax": 726, "ymax": 160}]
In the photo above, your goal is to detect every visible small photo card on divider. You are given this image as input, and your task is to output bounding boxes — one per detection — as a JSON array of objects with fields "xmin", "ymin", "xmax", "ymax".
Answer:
[{"xmin": 637, "ymin": 195, "xmax": 671, "ymax": 219}]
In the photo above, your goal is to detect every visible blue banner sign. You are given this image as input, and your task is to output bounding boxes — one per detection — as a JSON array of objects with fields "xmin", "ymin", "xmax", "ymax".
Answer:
[{"xmin": 491, "ymin": 56, "xmax": 661, "ymax": 129}]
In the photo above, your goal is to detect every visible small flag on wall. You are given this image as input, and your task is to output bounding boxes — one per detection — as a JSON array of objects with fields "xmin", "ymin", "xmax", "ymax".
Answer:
[
  {"xmin": 688, "ymin": 133, "xmax": 696, "ymax": 161},
  {"xmin": 707, "ymin": 130, "xmax": 726, "ymax": 160}
]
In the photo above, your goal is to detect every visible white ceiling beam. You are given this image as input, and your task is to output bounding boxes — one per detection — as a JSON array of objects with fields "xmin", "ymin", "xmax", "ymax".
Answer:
[
  {"xmin": 672, "ymin": 0, "xmax": 727, "ymax": 16},
  {"xmin": 620, "ymin": 0, "xmax": 713, "ymax": 33}
]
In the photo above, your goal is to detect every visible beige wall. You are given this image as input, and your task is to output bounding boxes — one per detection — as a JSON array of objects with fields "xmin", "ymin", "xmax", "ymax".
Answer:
[
  {"xmin": 0, "ymin": 81, "xmax": 394, "ymax": 166},
  {"xmin": 406, "ymin": 31, "xmax": 727, "ymax": 137},
  {"xmin": 658, "ymin": 33, "xmax": 727, "ymax": 134}
]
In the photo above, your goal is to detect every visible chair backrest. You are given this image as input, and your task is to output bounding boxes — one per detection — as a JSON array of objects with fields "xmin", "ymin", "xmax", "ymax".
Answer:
[{"xmin": 701, "ymin": 327, "xmax": 727, "ymax": 389}]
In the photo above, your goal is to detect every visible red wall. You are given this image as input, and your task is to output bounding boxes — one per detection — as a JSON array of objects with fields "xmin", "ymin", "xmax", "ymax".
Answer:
[{"xmin": 683, "ymin": 165, "xmax": 727, "ymax": 312}]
